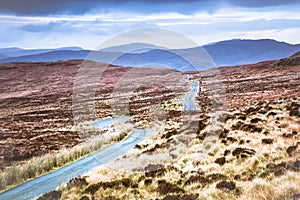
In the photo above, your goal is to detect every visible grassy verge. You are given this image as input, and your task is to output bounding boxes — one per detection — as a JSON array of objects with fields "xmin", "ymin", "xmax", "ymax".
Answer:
[{"xmin": 0, "ymin": 127, "xmax": 132, "ymax": 193}]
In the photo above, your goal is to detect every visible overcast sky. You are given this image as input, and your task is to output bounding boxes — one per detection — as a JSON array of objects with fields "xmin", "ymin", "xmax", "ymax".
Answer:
[{"xmin": 1, "ymin": 0, "xmax": 300, "ymax": 49}]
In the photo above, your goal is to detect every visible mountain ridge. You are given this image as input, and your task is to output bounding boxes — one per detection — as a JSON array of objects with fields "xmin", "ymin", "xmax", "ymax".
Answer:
[{"xmin": 1, "ymin": 39, "xmax": 300, "ymax": 70}]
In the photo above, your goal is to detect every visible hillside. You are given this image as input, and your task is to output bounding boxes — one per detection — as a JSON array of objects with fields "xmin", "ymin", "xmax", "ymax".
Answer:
[
  {"xmin": 1, "ymin": 39, "xmax": 300, "ymax": 69},
  {"xmin": 0, "ymin": 52, "xmax": 299, "ymax": 199},
  {"xmin": 203, "ymin": 39, "xmax": 300, "ymax": 66},
  {"xmin": 34, "ymin": 53, "xmax": 300, "ymax": 200},
  {"xmin": 0, "ymin": 47, "xmax": 83, "ymax": 57}
]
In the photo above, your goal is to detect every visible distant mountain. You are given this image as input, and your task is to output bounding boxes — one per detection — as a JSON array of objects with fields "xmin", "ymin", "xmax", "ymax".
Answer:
[
  {"xmin": 0, "ymin": 50, "xmax": 90, "ymax": 63},
  {"xmin": 0, "ymin": 47, "xmax": 22, "ymax": 55},
  {"xmin": 106, "ymin": 39, "xmax": 300, "ymax": 70},
  {"xmin": 1, "ymin": 39, "xmax": 300, "ymax": 71},
  {"xmin": 0, "ymin": 54, "xmax": 10, "ymax": 60},
  {"xmin": 0, "ymin": 46, "xmax": 83, "ymax": 57},
  {"xmin": 202, "ymin": 39, "xmax": 300, "ymax": 66},
  {"xmin": 100, "ymin": 43, "xmax": 165, "ymax": 53},
  {"xmin": 112, "ymin": 49, "xmax": 198, "ymax": 71}
]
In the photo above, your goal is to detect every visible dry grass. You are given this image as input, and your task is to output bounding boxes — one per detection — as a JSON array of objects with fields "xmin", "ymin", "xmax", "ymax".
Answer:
[
  {"xmin": 54, "ymin": 98, "xmax": 300, "ymax": 200},
  {"xmin": 0, "ymin": 125, "xmax": 133, "ymax": 192}
]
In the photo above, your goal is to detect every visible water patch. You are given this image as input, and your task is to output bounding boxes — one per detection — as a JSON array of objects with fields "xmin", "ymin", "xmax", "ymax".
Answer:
[{"xmin": 92, "ymin": 117, "xmax": 130, "ymax": 129}]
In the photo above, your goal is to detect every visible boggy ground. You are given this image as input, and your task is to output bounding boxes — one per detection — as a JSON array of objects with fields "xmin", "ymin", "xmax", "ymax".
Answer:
[
  {"xmin": 51, "ymin": 54, "xmax": 300, "ymax": 200},
  {"xmin": 0, "ymin": 60, "xmax": 188, "ymax": 171}
]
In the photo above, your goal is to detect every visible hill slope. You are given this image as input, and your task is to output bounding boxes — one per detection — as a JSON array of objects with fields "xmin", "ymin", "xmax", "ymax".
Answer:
[
  {"xmin": 1, "ymin": 39, "xmax": 300, "ymax": 69},
  {"xmin": 202, "ymin": 39, "xmax": 300, "ymax": 66}
]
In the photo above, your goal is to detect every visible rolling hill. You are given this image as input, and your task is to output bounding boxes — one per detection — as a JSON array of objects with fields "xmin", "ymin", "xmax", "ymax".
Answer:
[{"xmin": 1, "ymin": 39, "xmax": 300, "ymax": 70}]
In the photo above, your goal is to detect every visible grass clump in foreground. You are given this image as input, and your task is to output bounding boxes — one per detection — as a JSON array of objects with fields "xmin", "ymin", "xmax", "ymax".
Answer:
[{"xmin": 0, "ymin": 127, "xmax": 132, "ymax": 192}]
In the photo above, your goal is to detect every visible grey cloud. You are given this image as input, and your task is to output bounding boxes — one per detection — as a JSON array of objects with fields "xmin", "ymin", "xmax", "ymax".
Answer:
[
  {"xmin": 0, "ymin": 0, "xmax": 299, "ymax": 16},
  {"xmin": 164, "ymin": 19, "xmax": 300, "ymax": 36}
]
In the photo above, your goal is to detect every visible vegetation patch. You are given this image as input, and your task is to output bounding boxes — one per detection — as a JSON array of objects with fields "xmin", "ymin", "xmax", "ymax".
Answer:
[
  {"xmin": 216, "ymin": 181, "xmax": 236, "ymax": 192},
  {"xmin": 37, "ymin": 191, "xmax": 62, "ymax": 200},
  {"xmin": 157, "ymin": 180, "xmax": 185, "ymax": 195}
]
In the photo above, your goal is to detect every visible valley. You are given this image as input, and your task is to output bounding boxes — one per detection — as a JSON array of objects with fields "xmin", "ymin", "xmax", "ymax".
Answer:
[{"xmin": 0, "ymin": 52, "xmax": 299, "ymax": 199}]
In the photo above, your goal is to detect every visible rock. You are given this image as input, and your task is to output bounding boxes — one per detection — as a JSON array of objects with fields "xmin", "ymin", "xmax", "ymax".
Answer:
[
  {"xmin": 262, "ymin": 138, "xmax": 274, "ymax": 144},
  {"xmin": 216, "ymin": 181, "xmax": 236, "ymax": 192},
  {"xmin": 215, "ymin": 157, "xmax": 226, "ymax": 165}
]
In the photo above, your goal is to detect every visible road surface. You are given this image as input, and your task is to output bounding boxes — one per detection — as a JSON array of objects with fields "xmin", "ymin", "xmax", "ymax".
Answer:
[{"xmin": 0, "ymin": 78, "xmax": 199, "ymax": 200}]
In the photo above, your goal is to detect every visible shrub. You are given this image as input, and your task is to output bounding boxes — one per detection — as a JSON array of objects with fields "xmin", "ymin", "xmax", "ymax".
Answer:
[
  {"xmin": 157, "ymin": 180, "xmax": 185, "ymax": 195},
  {"xmin": 0, "ymin": 132, "xmax": 129, "ymax": 192},
  {"xmin": 216, "ymin": 181, "xmax": 236, "ymax": 192},
  {"xmin": 184, "ymin": 175, "xmax": 209, "ymax": 186},
  {"xmin": 37, "ymin": 191, "xmax": 62, "ymax": 200}
]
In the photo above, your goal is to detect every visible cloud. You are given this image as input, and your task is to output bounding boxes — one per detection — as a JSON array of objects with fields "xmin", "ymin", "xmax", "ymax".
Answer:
[
  {"xmin": 227, "ymin": 0, "xmax": 300, "ymax": 8},
  {"xmin": 164, "ymin": 19, "xmax": 300, "ymax": 35},
  {"xmin": 0, "ymin": 0, "xmax": 299, "ymax": 16},
  {"xmin": 0, "ymin": 1, "xmax": 299, "ymax": 49},
  {"xmin": 0, "ymin": 0, "xmax": 95, "ymax": 15}
]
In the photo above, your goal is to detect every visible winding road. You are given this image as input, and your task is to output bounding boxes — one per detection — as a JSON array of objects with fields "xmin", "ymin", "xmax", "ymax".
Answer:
[
  {"xmin": 0, "ymin": 78, "xmax": 199, "ymax": 200},
  {"xmin": 182, "ymin": 80, "xmax": 199, "ymax": 110}
]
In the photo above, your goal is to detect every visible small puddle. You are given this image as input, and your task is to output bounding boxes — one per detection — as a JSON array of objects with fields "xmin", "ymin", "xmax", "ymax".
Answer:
[{"xmin": 92, "ymin": 117, "xmax": 130, "ymax": 129}]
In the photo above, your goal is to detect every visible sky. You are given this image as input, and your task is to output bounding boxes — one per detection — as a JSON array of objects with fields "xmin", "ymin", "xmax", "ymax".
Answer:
[{"xmin": 0, "ymin": 0, "xmax": 300, "ymax": 49}]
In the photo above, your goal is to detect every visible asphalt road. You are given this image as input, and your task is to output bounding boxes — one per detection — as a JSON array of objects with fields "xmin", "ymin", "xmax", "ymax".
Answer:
[
  {"xmin": 0, "ymin": 78, "xmax": 199, "ymax": 200},
  {"xmin": 0, "ymin": 129, "xmax": 151, "ymax": 200},
  {"xmin": 182, "ymin": 80, "xmax": 199, "ymax": 110}
]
